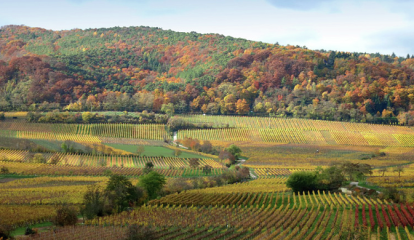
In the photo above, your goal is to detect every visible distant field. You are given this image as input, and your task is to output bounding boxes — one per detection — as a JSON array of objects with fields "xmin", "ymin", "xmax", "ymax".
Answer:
[
  {"xmin": 105, "ymin": 143, "xmax": 207, "ymax": 159},
  {"xmin": 178, "ymin": 115, "xmax": 414, "ymax": 146}
]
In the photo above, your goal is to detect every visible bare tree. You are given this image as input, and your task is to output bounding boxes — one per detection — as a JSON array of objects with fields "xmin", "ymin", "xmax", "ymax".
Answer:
[
  {"xmin": 136, "ymin": 146, "xmax": 145, "ymax": 156},
  {"xmin": 379, "ymin": 168, "xmax": 387, "ymax": 177},
  {"xmin": 393, "ymin": 166, "xmax": 404, "ymax": 178}
]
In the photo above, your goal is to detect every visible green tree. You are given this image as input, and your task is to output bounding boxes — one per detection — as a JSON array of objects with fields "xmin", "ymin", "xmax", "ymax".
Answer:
[
  {"xmin": 81, "ymin": 185, "xmax": 111, "ymax": 220},
  {"xmin": 82, "ymin": 112, "xmax": 94, "ymax": 123},
  {"xmin": 138, "ymin": 171, "xmax": 166, "ymax": 200},
  {"xmin": 226, "ymin": 144, "xmax": 242, "ymax": 160},
  {"xmin": 144, "ymin": 162, "xmax": 154, "ymax": 174},
  {"xmin": 105, "ymin": 175, "xmax": 144, "ymax": 213},
  {"xmin": 340, "ymin": 162, "xmax": 372, "ymax": 181},
  {"xmin": 316, "ymin": 166, "xmax": 346, "ymax": 190},
  {"xmin": 161, "ymin": 103, "xmax": 175, "ymax": 116},
  {"xmin": 286, "ymin": 171, "xmax": 318, "ymax": 193},
  {"xmin": 61, "ymin": 142, "xmax": 68, "ymax": 153}
]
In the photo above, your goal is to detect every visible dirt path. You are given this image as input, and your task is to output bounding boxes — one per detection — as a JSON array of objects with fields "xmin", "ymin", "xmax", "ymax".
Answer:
[
  {"xmin": 237, "ymin": 159, "xmax": 257, "ymax": 179},
  {"xmin": 0, "ymin": 178, "xmax": 17, "ymax": 183}
]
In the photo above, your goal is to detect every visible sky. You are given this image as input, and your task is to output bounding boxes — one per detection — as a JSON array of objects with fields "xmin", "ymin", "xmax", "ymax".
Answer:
[{"xmin": 1, "ymin": 0, "xmax": 413, "ymax": 56}]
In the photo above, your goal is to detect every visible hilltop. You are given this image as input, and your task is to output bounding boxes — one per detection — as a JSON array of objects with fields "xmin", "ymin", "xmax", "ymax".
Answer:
[{"xmin": 1, "ymin": 25, "xmax": 414, "ymax": 124}]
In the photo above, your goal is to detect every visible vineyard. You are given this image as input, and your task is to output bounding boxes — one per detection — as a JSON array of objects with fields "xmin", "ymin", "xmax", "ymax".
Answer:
[
  {"xmin": 178, "ymin": 115, "xmax": 414, "ymax": 147},
  {"xmin": 0, "ymin": 161, "xmax": 225, "ymax": 178},
  {"xmin": 239, "ymin": 143, "xmax": 414, "ymax": 170},
  {"xmin": 75, "ymin": 198, "xmax": 414, "ymax": 239},
  {"xmin": 7, "ymin": 175, "xmax": 414, "ymax": 239},
  {"xmin": 0, "ymin": 205, "xmax": 57, "ymax": 227},
  {"xmin": 0, "ymin": 149, "xmax": 223, "ymax": 169},
  {"xmin": 0, "ymin": 176, "xmax": 107, "ymax": 205},
  {"xmin": 2, "ymin": 115, "xmax": 414, "ymax": 239},
  {"xmin": 0, "ymin": 122, "xmax": 167, "ymax": 142}
]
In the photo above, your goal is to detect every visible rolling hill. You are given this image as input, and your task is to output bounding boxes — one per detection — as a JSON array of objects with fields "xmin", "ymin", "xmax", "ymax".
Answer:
[{"xmin": 1, "ymin": 25, "xmax": 414, "ymax": 124}]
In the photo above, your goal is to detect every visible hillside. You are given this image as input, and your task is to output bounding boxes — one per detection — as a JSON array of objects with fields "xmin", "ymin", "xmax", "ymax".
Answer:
[{"xmin": 1, "ymin": 25, "xmax": 414, "ymax": 124}]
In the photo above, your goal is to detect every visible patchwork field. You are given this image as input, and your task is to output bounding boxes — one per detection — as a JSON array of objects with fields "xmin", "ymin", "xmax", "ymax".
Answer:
[{"xmin": 2, "ymin": 114, "xmax": 414, "ymax": 239}]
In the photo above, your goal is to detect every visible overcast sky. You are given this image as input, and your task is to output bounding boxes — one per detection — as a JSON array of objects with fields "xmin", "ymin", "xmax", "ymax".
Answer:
[{"xmin": 1, "ymin": 0, "xmax": 413, "ymax": 56}]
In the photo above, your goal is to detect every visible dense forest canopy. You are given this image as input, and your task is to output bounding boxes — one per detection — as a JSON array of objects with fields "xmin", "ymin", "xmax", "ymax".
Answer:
[{"xmin": 1, "ymin": 25, "xmax": 414, "ymax": 124}]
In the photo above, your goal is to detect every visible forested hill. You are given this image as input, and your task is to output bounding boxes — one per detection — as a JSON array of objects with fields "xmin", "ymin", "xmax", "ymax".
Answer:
[{"xmin": 1, "ymin": 25, "xmax": 414, "ymax": 124}]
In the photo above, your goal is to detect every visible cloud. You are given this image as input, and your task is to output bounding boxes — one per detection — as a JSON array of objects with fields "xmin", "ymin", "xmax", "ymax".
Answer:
[
  {"xmin": 368, "ymin": 29, "xmax": 414, "ymax": 56},
  {"xmin": 266, "ymin": 0, "xmax": 413, "ymax": 11},
  {"xmin": 66, "ymin": 0, "xmax": 89, "ymax": 3},
  {"xmin": 265, "ymin": 0, "xmax": 333, "ymax": 10},
  {"xmin": 1, "ymin": 0, "xmax": 413, "ymax": 56}
]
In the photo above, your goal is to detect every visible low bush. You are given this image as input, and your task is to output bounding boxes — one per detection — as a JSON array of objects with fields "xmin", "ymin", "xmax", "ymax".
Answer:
[
  {"xmin": 125, "ymin": 224, "xmax": 156, "ymax": 240},
  {"xmin": 52, "ymin": 205, "xmax": 78, "ymax": 227}
]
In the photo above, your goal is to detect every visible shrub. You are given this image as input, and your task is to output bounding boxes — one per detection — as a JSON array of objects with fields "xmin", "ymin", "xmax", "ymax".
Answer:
[
  {"xmin": 174, "ymin": 149, "xmax": 182, "ymax": 157},
  {"xmin": 81, "ymin": 185, "xmax": 111, "ymax": 220},
  {"xmin": 286, "ymin": 171, "xmax": 318, "ymax": 193},
  {"xmin": 25, "ymin": 226, "xmax": 37, "ymax": 235},
  {"xmin": 202, "ymin": 165, "xmax": 212, "ymax": 175},
  {"xmin": 0, "ymin": 224, "xmax": 14, "ymax": 240},
  {"xmin": 237, "ymin": 167, "xmax": 250, "ymax": 179},
  {"xmin": 226, "ymin": 144, "xmax": 242, "ymax": 160},
  {"xmin": 143, "ymin": 162, "xmax": 154, "ymax": 174},
  {"xmin": 49, "ymin": 155, "xmax": 60, "ymax": 165},
  {"xmin": 136, "ymin": 146, "xmax": 145, "ymax": 156},
  {"xmin": 189, "ymin": 158, "xmax": 200, "ymax": 168},
  {"xmin": 125, "ymin": 224, "xmax": 156, "ymax": 240},
  {"xmin": 32, "ymin": 153, "xmax": 46, "ymax": 164},
  {"xmin": 380, "ymin": 187, "xmax": 406, "ymax": 203},
  {"xmin": 1, "ymin": 166, "xmax": 9, "ymax": 174},
  {"xmin": 52, "ymin": 205, "xmax": 78, "ymax": 227},
  {"xmin": 166, "ymin": 117, "xmax": 195, "ymax": 132}
]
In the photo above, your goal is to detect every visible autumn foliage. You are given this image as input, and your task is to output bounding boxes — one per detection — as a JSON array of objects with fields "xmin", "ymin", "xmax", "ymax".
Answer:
[{"xmin": 1, "ymin": 25, "xmax": 414, "ymax": 124}]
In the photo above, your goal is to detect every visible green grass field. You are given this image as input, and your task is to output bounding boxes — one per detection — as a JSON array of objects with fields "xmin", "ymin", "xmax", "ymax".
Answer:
[
  {"xmin": 11, "ymin": 222, "xmax": 53, "ymax": 236},
  {"xmin": 105, "ymin": 143, "xmax": 208, "ymax": 159},
  {"xmin": 30, "ymin": 139, "xmax": 62, "ymax": 151}
]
